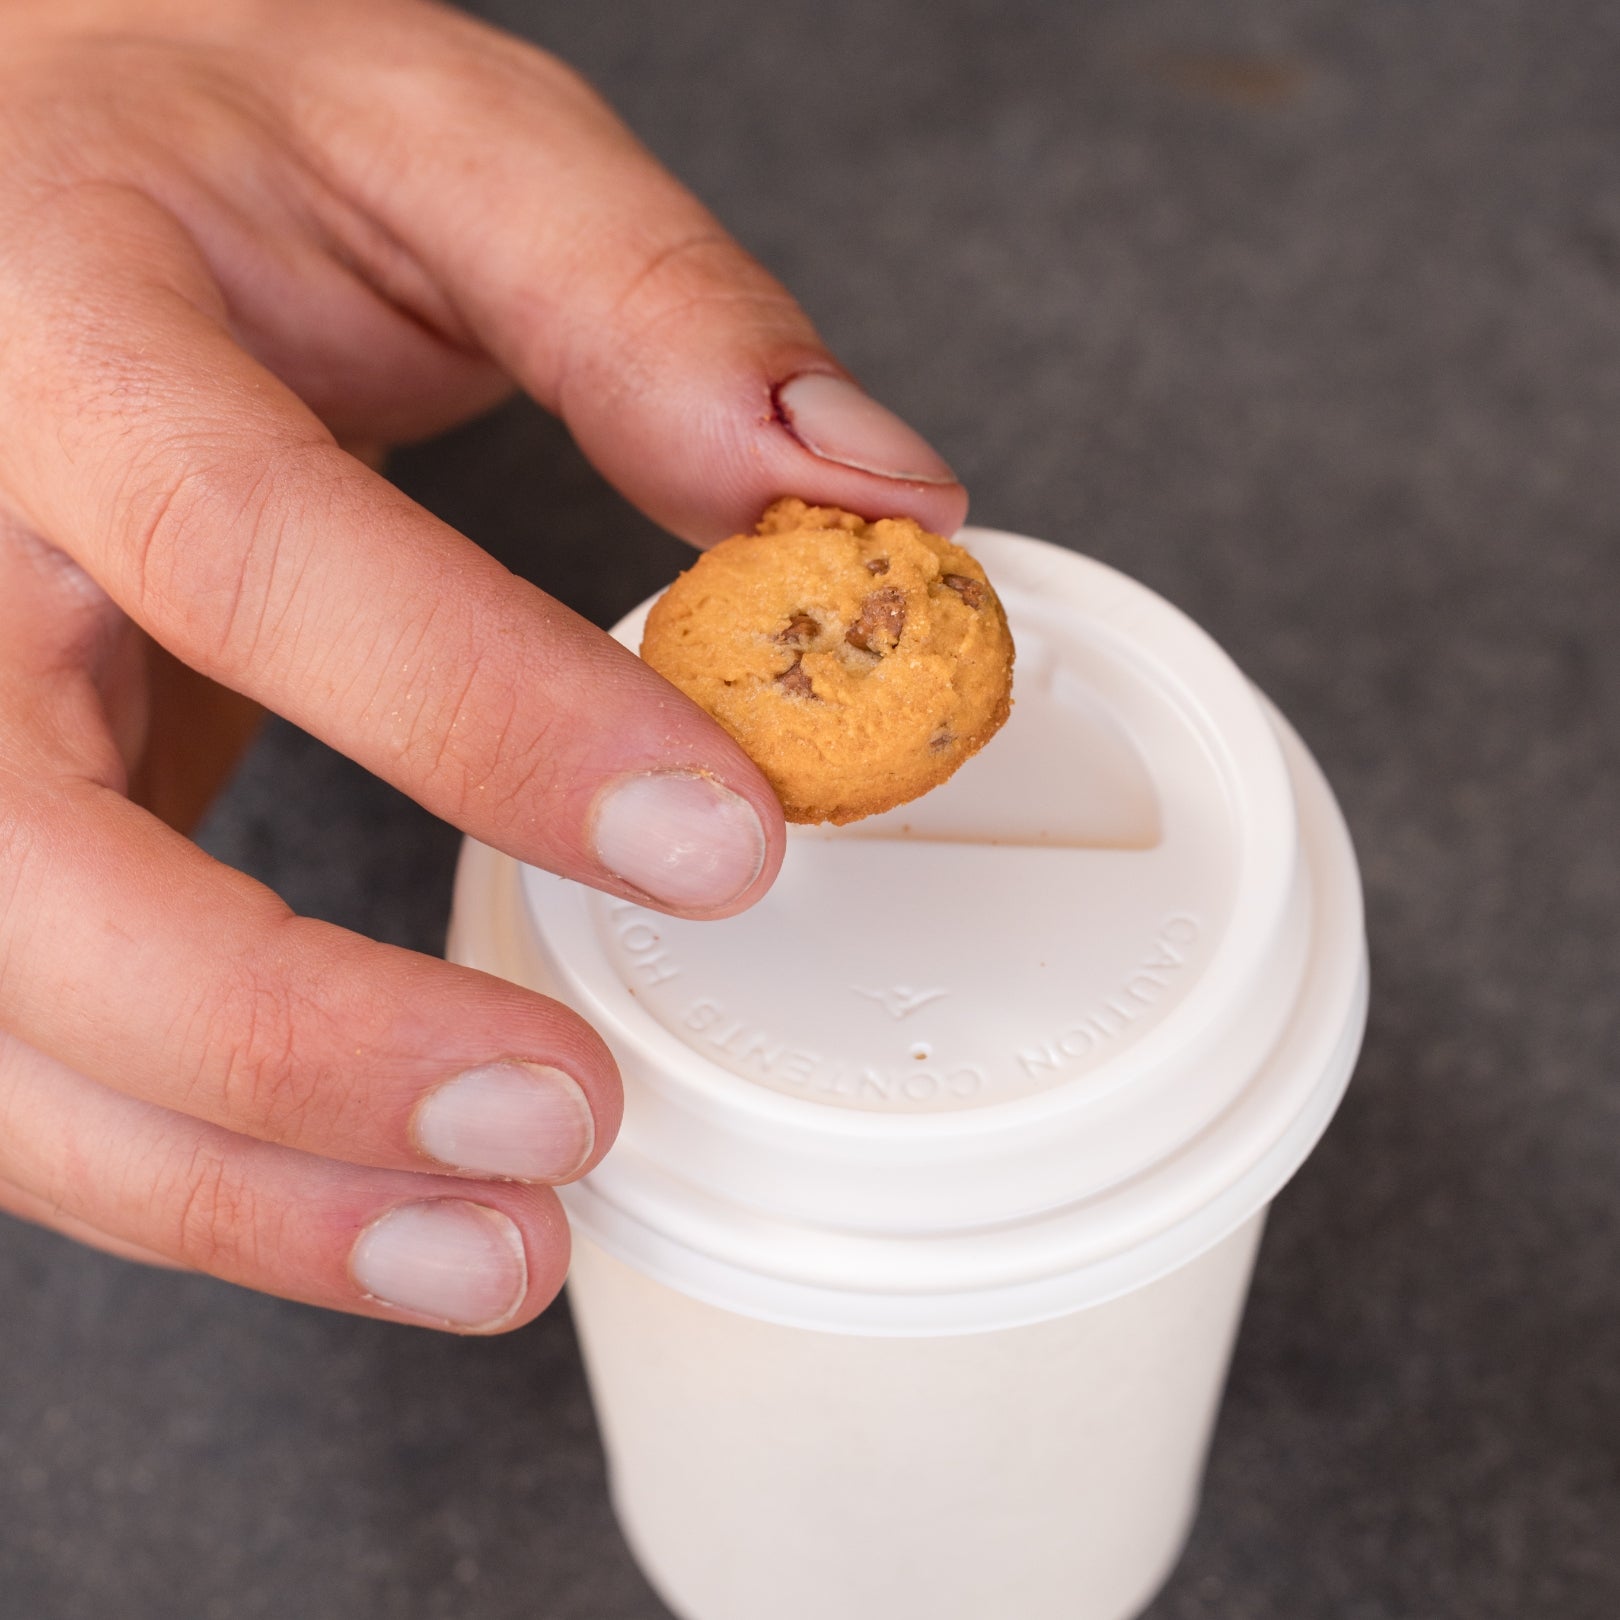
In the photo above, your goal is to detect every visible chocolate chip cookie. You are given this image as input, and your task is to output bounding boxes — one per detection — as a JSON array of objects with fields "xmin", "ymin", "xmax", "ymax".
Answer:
[{"xmin": 641, "ymin": 499, "xmax": 1015, "ymax": 824}]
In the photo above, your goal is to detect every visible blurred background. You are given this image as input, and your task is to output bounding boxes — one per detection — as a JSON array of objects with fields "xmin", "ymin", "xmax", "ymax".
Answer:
[{"xmin": 3, "ymin": 1, "xmax": 1617, "ymax": 1615}]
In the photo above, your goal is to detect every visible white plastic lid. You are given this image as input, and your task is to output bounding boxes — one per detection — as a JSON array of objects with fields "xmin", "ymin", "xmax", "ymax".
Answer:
[{"xmin": 449, "ymin": 531, "xmax": 1368, "ymax": 1335}]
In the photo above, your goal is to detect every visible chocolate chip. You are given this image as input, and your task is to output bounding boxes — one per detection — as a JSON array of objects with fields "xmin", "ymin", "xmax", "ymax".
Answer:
[
  {"xmin": 775, "ymin": 612, "xmax": 818, "ymax": 647},
  {"xmin": 846, "ymin": 586, "xmax": 907, "ymax": 654},
  {"xmin": 866, "ymin": 557, "xmax": 890, "ymax": 575},
  {"xmin": 942, "ymin": 573, "xmax": 985, "ymax": 609},
  {"xmin": 777, "ymin": 658, "xmax": 816, "ymax": 698}
]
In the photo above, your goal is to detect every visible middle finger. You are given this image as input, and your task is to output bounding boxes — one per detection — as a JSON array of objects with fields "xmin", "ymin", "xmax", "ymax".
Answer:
[{"xmin": 0, "ymin": 760, "xmax": 617, "ymax": 1184}]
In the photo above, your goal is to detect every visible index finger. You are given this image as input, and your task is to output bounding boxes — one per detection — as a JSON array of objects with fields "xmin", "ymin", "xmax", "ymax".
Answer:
[{"xmin": 0, "ymin": 185, "xmax": 780, "ymax": 918}]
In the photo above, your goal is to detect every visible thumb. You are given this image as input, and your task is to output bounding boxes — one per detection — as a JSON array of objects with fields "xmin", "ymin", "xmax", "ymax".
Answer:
[{"xmin": 304, "ymin": 10, "xmax": 967, "ymax": 544}]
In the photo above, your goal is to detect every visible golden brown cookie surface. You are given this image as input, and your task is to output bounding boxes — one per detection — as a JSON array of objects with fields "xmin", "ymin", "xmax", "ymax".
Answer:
[{"xmin": 641, "ymin": 499, "xmax": 1015, "ymax": 824}]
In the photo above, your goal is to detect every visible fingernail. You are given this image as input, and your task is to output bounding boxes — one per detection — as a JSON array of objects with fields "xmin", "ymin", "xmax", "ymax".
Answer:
[
  {"xmin": 593, "ymin": 770, "xmax": 766, "ymax": 911},
  {"xmin": 414, "ymin": 1061, "xmax": 594, "ymax": 1182},
  {"xmin": 775, "ymin": 372, "xmax": 958, "ymax": 485},
  {"xmin": 350, "ymin": 1200, "xmax": 528, "ymax": 1331}
]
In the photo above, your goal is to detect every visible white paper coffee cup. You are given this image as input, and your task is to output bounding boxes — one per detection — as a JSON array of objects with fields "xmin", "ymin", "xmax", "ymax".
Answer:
[{"xmin": 447, "ymin": 530, "xmax": 1368, "ymax": 1620}]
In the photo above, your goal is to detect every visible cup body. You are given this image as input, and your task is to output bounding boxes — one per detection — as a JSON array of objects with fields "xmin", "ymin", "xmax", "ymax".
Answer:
[{"xmin": 568, "ymin": 1214, "xmax": 1264, "ymax": 1620}]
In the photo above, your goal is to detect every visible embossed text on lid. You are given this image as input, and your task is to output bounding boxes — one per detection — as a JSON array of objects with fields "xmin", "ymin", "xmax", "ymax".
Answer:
[{"xmin": 576, "ymin": 586, "xmax": 1242, "ymax": 1113}]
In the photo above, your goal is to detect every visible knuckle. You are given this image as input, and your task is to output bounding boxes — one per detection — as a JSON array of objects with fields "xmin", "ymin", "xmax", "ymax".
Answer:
[
  {"xmin": 558, "ymin": 233, "xmax": 810, "ymax": 417},
  {"xmin": 429, "ymin": 676, "xmax": 559, "ymax": 829},
  {"xmin": 118, "ymin": 437, "xmax": 328, "ymax": 677},
  {"xmin": 379, "ymin": 601, "xmax": 556, "ymax": 826},
  {"xmin": 0, "ymin": 782, "xmax": 58, "ymax": 1003},
  {"xmin": 413, "ymin": 660, "xmax": 508, "ymax": 816},
  {"xmin": 182, "ymin": 924, "xmax": 336, "ymax": 1146},
  {"xmin": 612, "ymin": 230, "xmax": 745, "ymax": 315},
  {"xmin": 609, "ymin": 233, "xmax": 801, "ymax": 349},
  {"xmin": 164, "ymin": 1141, "xmax": 260, "ymax": 1273},
  {"xmin": 403, "ymin": 19, "xmax": 607, "ymax": 134}
]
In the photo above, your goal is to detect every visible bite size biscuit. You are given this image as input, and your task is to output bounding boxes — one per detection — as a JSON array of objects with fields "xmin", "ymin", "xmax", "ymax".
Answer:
[{"xmin": 641, "ymin": 498, "xmax": 1015, "ymax": 824}]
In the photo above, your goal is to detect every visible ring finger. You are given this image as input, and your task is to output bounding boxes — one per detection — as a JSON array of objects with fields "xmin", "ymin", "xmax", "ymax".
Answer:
[{"xmin": 0, "ymin": 1031, "xmax": 568, "ymax": 1333}]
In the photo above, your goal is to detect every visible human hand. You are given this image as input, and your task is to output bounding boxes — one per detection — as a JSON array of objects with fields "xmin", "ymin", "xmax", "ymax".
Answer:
[{"xmin": 0, "ymin": 0, "xmax": 965, "ymax": 1331}]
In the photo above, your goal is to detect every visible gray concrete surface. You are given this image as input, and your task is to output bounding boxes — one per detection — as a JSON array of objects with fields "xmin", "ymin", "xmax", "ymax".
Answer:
[{"xmin": 3, "ymin": 1, "xmax": 1617, "ymax": 1616}]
